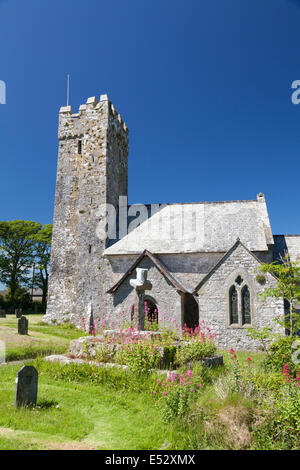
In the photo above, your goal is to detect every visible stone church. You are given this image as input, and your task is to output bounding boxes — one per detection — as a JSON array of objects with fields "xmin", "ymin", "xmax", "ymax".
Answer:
[{"xmin": 44, "ymin": 94, "xmax": 300, "ymax": 349}]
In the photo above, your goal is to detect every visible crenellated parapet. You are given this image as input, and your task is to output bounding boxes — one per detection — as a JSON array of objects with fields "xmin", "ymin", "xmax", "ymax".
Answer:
[{"xmin": 58, "ymin": 94, "xmax": 129, "ymax": 142}]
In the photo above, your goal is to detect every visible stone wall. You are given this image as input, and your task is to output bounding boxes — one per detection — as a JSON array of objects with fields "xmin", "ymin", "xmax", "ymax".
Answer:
[
  {"xmin": 196, "ymin": 242, "xmax": 285, "ymax": 350},
  {"xmin": 109, "ymin": 256, "xmax": 183, "ymax": 329}
]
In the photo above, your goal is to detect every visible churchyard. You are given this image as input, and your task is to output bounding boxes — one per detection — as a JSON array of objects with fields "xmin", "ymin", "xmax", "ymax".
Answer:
[{"xmin": 0, "ymin": 313, "xmax": 299, "ymax": 450}]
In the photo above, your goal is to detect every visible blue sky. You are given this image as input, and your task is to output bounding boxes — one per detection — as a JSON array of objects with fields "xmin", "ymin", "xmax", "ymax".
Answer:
[{"xmin": 0, "ymin": 0, "xmax": 300, "ymax": 234}]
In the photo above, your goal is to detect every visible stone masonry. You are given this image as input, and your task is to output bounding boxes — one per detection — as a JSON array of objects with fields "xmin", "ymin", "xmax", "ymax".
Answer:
[{"xmin": 44, "ymin": 95, "xmax": 129, "ymax": 325}]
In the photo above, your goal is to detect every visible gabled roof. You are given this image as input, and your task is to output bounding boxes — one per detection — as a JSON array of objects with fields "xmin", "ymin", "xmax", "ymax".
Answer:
[
  {"xmin": 193, "ymin": 238, "xmax": 276, "ymax": 294},
  {"xmin": 104, "ymin": 194, "xmax": 273, "ymax": 255},
  {"xmin": 107, "ymin": 249, "xmax": 192, "ymax": 294}
]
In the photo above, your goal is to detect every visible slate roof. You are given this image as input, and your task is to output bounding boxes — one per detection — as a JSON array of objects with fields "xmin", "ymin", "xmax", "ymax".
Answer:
[
  {"xmin": 107, "ymin": 249, "xmax": 192, "ymax": 294},
  {"xmin": 104, "ymin": 194, "xmax": 273, "ymax": 255}
]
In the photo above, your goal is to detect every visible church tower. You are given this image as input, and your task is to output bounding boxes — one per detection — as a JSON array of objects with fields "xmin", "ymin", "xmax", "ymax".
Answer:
[{"xmin": 44, "ymin": 94, "xmax": 129, "ymax": 325}]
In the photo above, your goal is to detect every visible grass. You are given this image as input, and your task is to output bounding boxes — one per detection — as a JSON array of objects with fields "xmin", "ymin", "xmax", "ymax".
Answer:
[
  {"xmin": 0, "ymin": 360, "xmax": 191, "ymax": 450},
  {"xmin": 0, "ymin": 315, "xmax": 86, "ymax": 361},
  {"xmin": 0, "ymin": 320, "xmax": 298, "ymax": 450}
]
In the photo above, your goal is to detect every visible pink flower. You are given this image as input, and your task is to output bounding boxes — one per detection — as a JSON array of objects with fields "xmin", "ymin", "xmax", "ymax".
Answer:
[
  {"xmin": 153, "ymin": 391, "xmax": 157, "ymax": 395},
  {"xmin": 162, "ymin": 391, "xmax": 167, "ymax": 396},
  {"xmin": 186, "ymin": 370, "xmax": 192, "ymax": 378},
  {"xmin": 190, "ymin": 388, "xmax": 194, "ymax": 392}
]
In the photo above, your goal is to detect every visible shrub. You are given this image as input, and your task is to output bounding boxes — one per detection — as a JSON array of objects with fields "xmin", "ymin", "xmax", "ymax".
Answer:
[
  {"xmin": 263, "ymin": 336, "xmax": 300, "ymax": 376},
  {"xmin": 115, "ymin": 341, "xmax": 163, "ymax": 374},
  {"xmin": 153, "ymin": 369, "xmax": 204, "ymax": 422},
  {"xmin": 175, "ymin": 338, "xmax": 216, "ymax": 366}
]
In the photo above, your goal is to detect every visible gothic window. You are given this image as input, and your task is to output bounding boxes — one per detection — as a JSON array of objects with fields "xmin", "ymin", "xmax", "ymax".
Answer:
[
  {"xmin": 229, "ymin": 286, "xmax": 238, "ymax": 324},
  {"xmin": 241, "ymin": 285, "xmax": 251, "ymax": 325},
  {"xmin": 228, "ymin": 277, "xmax": 252, "ymax": 326}
]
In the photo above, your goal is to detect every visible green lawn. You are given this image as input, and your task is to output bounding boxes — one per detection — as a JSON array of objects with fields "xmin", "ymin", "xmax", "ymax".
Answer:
[
  {"xmin": 0, "ymin": 315, "xmax": 86, "ymax": 361},
  {"xmin": 0, "ymin": 361, "xmax": 187, "ymax": 450}
]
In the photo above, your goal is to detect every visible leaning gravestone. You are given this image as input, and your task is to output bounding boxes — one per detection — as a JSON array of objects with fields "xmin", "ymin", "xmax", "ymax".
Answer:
[
  {"xmin": 15, "ymin": 308, "xmax": 22, "ymax": 318},
  {"xmin": 15, "ymin": 365, "xmax": 38, "ymax": 408},
  {"xmin": 18, "ymin": 316, "xmax": 28, "ymax": 335},
  {"xmin": 0, "ymin": 309, "xmax": 6, "ymax": 318}
]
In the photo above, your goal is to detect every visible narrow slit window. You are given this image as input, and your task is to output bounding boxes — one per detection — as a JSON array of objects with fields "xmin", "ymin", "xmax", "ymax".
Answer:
[{"xmin": 78, "ymin": 140, "xmax": 82, "ymax": 154}]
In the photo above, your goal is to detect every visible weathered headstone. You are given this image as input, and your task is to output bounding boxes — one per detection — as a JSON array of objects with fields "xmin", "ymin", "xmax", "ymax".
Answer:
[
  {"xmin": 130, "ymin": 268, "xmax": 152, "ymax": 330},
  {"xmin": 15, "ymin": 365, "xmax": 38, "ymax": 407},
  {"xmin": 18, "ymin": 316, "xmax": 28, "ymax": 335},
  {"xmin": 15, "ymin": 308, "xmax": 22, "ymax": 318},
  {"xmin": 0, "ymin": 309, "xmax": 6, "ymax": 318}
]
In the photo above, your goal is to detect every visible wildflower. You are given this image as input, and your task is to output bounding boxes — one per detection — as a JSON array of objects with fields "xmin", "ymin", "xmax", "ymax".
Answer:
[
  {"xmin": 190, "ymin": 388, "xmax": 194, "ymax": 392},
  {"xmin": 186, "ymin": 370, "xmax": 192, "ymax": 378},
  {"xmin": 162, "ymin": 391, "xmax": 167, "ymax": 396},
  {"xmin": 153, "ymin": 391, "xmax": 157, "ymax": 395}
]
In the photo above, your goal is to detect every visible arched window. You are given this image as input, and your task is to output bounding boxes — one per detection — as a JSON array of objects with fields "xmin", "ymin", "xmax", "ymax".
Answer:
[
  {"xmin": 241, "ymin": 285, "xmax": 251, "ymax": 325},
  {"xmin": 229, "ymin": 286, "xmax": 238, "ymax": 324}
]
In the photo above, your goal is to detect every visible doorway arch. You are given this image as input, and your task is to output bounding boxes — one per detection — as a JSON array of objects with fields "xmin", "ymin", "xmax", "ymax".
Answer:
[
  {"xmin": 183, "ymin": 294, "xmax": 199, "ymax": 329},
  {"xmin": 144, "ymin": 297, "xmax": 158, "ymax": 324}
]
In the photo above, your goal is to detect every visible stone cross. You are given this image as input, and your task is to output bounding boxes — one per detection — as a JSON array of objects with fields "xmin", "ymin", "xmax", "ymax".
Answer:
[
  {"xmin": 15, "ymin": 365, "xmax": 38, "ymax": 408},
  {"xmin": 18, "ymin": 316, "xmax": 28, "ymax": 335},
  {"xmin": 130, "ymin": 268, "xmax": 152, "ymax": 330}
]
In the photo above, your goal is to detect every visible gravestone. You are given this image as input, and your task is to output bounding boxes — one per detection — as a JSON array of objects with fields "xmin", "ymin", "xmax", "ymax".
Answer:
[
  {"xmin": 15, "ymin": 308, "xmax": 22, "ymax": 318},
  {"xmin": 129, "ymin": 268, "xmax": 152, "ymax": 330},
  {"xmin": 18, "ymin": 316, "xmax": 28, "ymax": 335},
  {"xmin": 15, "ymin": 365, "xmax": 38, "ymax": 407},
  {"xmin": 0, "ymin": 309, "xmax": 6, "ymax": 318}
]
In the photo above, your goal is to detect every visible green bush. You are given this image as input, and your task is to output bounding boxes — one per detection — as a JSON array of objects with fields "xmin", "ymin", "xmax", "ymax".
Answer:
[
  {"xmin": 94, "ymin": 343, "xmax": 116, "ymax": 363},
  {"xmin": 115, "ymin": 342, "xmax": 162, "ymax": 374},
  {"xmin": 175, "ymin": 339, "xmax": 216, "ymax": 366},
  {"xmin": 252, "ymin": 384, "xmax": 300, "ymax": 450},
  {"xmin": 161, "ymin": 386, "xmax": 192, "ymax": 422},
  {"xmin": 263, "ymin": 336, "xmax": 299, "ymax": 376}
]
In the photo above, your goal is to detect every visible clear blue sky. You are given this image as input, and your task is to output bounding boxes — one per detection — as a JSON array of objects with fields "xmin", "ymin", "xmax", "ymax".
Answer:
[{"xmin": 0, "ymin": 0, "xmax": 300, "ymax": 235}]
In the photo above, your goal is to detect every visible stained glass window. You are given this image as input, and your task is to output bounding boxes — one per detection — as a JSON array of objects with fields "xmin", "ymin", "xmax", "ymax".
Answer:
[
  {"xmin": 242, "ymin": 285, "xmax": 251, "ymax": 324},
  {"xmin": 229, "ymin": 286, "xmax": 238, "ymax": 324}
]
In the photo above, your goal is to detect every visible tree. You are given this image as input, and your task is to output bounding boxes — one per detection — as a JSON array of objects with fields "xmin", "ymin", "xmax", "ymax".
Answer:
[
  {"xmin": 30, "ymin": 224, "xmax": 52, "ymax": 308},
  {"xmin": 0, "ymin": 220, "xmax": 42, "ymax": 307},
  {"xmin": 257, "ymin": 254, "xmax": 300, "ymax": 336}
]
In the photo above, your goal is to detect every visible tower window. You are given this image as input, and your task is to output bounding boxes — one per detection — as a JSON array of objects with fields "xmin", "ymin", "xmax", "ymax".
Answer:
[
  {"xmin": 78, "ymin": 140, "xmax": 82, "ymax": 154},
  {"xmin": 88, "ymin": 244, "xmax": 92, "ymax": 254}
]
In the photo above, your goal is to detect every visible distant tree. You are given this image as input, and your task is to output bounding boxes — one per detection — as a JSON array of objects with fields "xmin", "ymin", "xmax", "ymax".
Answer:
[
  {"xmin": 257, "ymin": 254, "xmax": 300, "ymax": 336},
  {"xmin": 30, "ymin": 224, "xmax": 52, "ymax": 308},
  {"xmin": 0, "ymin": 220, "xmax": 41, "ymax": 307},
  {"xmin": 4, "ymin": 285, "xmax": 31, "ymax": 308}
]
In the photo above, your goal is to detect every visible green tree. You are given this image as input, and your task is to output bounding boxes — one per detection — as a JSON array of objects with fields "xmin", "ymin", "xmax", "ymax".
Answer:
[
  {"xmin": 30, "ymin": 224, "xmax": 52, "ymax": 308},
  {"xmin": 0, "ymin": 220, "xmax": 41, "ymax": 307},
  {"xmin": 257, "ymin": 254, "xmax": 300, "ymax": 336}
]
